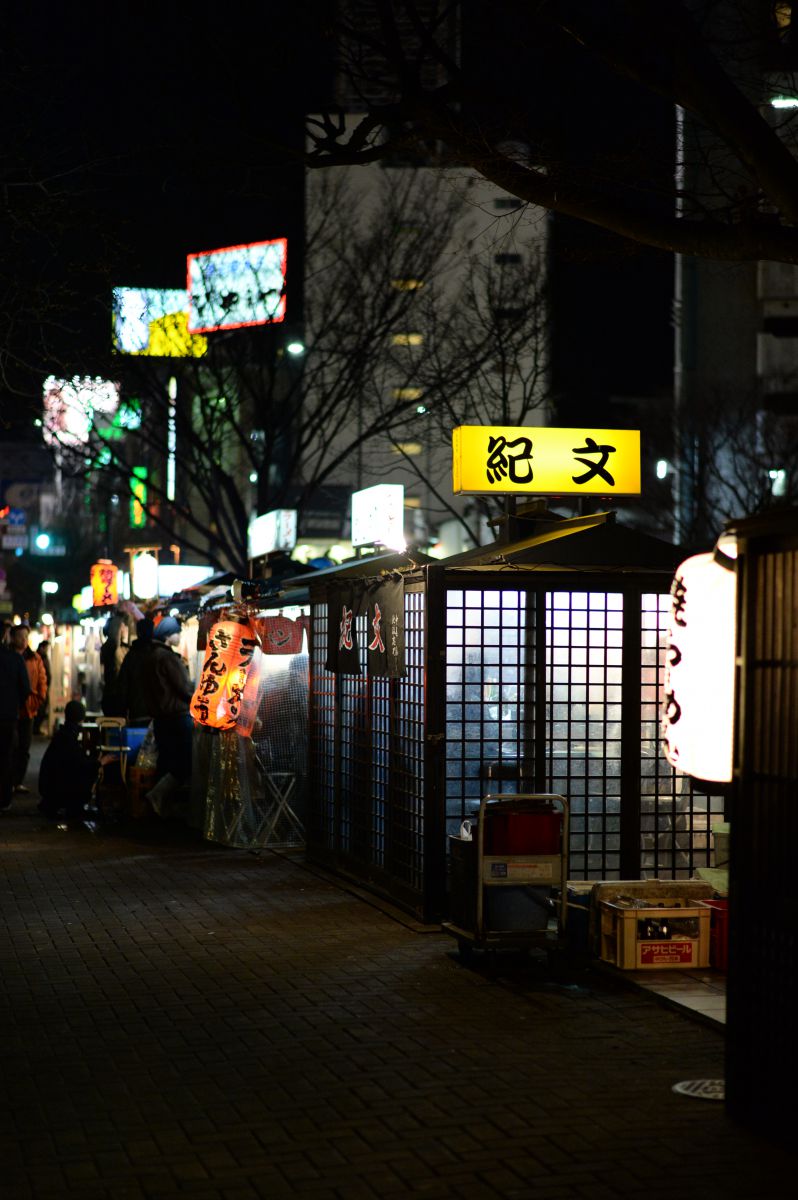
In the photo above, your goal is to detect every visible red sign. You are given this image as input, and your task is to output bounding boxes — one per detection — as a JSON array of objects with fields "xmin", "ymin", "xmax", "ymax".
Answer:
[{"xmin": 640, "ymin": 941, "xmax": 695, "ymax": 966}]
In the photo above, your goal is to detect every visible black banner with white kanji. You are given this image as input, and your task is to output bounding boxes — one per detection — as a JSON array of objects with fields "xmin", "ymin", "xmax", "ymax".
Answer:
[
  {"xmin": 325, "ymin": 585, "xmax": 361, "ymax": 674},
  {"xmin": 364, "ymin": 578, "xmax": 405, "ymax": 678}
]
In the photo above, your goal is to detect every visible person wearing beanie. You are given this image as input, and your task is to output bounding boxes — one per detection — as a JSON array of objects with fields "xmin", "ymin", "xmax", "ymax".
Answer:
[
  {"xmin": 37, "ymin": 700, "xmax": 98, "ymax": 828},
  {"xmin": 142, "ymin": 616, "xmax": 193, "ymax": 815},
  {"xmin": 116, "ymin": 616, "xmax": 156, "ymax": 725},
  {"xmin": 153, "ymin": 615, "xmax": 181, "ymax": 641}
]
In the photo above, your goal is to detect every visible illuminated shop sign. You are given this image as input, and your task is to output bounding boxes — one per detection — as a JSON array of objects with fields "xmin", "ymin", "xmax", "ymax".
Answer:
[
  {"xmin": 187, "ymin": 238, "xmax": 288, "ymax": 333},
  {"xmin": 130, "ymin": 466, "xmax": 148, "ymax": 529},
  {"xmin": 452, "ymin": 426, "xmax": 641, "ymax": 496},
  {"xmin": 112, "ymin": 287, "xmax": 207, "ymax": 358},
  {"xmin": 248, "ymin": 510, "xmax": 298, "ymax": 559},
  {"xmin": 43, "ymin": 376, "xmax": 120, "ymax": 449},
  {"xmin": 351, "ymin": 484, "xmax": 405, "ymax": 550}
]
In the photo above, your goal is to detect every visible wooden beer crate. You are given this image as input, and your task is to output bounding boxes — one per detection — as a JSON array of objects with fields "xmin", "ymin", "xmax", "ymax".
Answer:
[{"xmin": 599, "ymin": 898, "xmax": 711, "ymax": 970}]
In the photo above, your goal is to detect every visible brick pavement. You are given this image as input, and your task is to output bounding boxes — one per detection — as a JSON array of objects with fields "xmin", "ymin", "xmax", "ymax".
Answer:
[{"xmin": 0, "ymin": 741, "xmax": 793, "ymax": 1199}]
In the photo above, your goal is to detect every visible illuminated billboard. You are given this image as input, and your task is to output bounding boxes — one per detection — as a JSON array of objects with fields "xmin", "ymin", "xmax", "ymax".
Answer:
[
  {"xmin": 112, "ymin": 287, "xmax": 207, "ymax": 358},
  {"xmin": 187, "ymin": 238, "xmax": 287, "ymax": 333},
  {"xmin": 351, "ymin": 484, "xmax": 405, "ymax": 550},
  {"xmin": 452, "ymin": 426, "xmax": 642, "ymax": 496},
  {"xmin": 43, "ymin": 376, "xmax": 120, "ymax": 449},
  {"xmin": 248, "ymin": 509, "xmax": 298, "ymax": 559}
]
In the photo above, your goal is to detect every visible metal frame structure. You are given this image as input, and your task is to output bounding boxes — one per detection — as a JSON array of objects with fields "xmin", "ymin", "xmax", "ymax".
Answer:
[{"xmin": 306, "ymin": 517, "xmax": 726, "ymax": 922}]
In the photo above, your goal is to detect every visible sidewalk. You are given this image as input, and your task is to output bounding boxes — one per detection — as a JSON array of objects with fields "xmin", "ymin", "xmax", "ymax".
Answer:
[{"xmin": 0, "ymin": 744, "xmax": 792, "ymax": 1198}]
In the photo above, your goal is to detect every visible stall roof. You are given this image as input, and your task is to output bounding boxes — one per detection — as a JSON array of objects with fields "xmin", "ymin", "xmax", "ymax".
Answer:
[
  {"xmin": 285, "ymin": 549, "xmax": 433, "ymax": 589},
  {"xmin": 440, "ymin": 512, "xmax": 684, "ymax": 574},
  {"xmin": 195, "ymin": 582, "xmax": 311, "ymax": 613}
]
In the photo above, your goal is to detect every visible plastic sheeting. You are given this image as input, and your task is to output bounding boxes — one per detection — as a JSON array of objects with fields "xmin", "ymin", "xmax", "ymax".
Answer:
[{"xmin": 201, "ymin": 651, "xmax": 308, "ymax": 849}]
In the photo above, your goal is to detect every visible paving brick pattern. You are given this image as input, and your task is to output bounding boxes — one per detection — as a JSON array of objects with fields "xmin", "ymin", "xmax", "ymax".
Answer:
[{"xmin": 0, "ymin": 753, "xmax": 794, "ymax": 1197}]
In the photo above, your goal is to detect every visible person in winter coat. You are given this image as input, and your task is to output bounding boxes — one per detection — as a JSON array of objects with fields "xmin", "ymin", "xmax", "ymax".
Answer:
[
  {"xmin": 11, "ymin": 624, "xmax": 47, "ymax": 791},
  {"xmin": 37, "ymin": 700, "xmax": 98, "ymax": 827},
  {"xmin": 100, "ymin": 613, "xmax": 130, "ymax": 716},
  {"xmin": 33, "ymin": 639, "xmax": 52, "ymax": 735},
  {"xmin": 0, "ymin": 637, "xmax": 30, "ymax": 809},
  {"xmin": 116, "ymin": 616, "xmax": 156, "ymax": 725},
  {"xmin": 142, "ymin": 616, "xmax": 193, "ymax": 813}
]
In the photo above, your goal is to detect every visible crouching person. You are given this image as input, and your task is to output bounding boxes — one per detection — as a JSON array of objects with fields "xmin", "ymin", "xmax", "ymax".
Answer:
[{"xmin": 38, "ymin": 700, "xmax": 98, "ymax": 828}]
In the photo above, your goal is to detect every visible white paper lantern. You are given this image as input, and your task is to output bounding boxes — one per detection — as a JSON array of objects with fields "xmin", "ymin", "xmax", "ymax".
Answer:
[
  {"xmin": 661, "ymin": 551, "xmax": 736, "ymax": 783},
  {"xmin": 132, "ymin": 552, "xmax": 159, "ymax": 600}
]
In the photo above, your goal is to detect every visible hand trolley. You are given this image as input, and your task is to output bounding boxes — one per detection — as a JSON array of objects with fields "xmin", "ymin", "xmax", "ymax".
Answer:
[{"xmin": 442, "ymin": 793, "xmax": 569, "ymax": 960}]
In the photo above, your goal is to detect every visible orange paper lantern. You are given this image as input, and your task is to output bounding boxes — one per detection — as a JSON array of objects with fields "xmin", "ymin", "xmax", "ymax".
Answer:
[
  {"xmin": 190, "ymin": 615, "xmax": 260, "ymax": 734},
  {"xmin": 90, "ymin": 560, "xmax": 119, "ymax": 607}
]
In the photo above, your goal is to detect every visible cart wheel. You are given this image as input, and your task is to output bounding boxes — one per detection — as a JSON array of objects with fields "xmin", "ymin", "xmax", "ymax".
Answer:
[{"xmin": 456, "ymin": 938, "xmax": 475, "ymax": 963}]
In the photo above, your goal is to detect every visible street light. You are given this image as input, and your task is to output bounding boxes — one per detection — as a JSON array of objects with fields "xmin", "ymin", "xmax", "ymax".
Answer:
[
  {"xmin": 35, "ymin": 532, "xmax": 51, "ymax": 550},
  {"xmin": 41, "ymin": 580, "xmax": 58, "ymax": 623},
  {"xmin": 286, "ymin": 340, "xmax": 305, "ymax": 356}
]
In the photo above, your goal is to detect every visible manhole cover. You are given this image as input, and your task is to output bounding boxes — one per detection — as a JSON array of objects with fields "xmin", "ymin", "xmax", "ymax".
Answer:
[{"xmin": 672, "ymin": 1079, "xmax": 725, "ymax": 1102}]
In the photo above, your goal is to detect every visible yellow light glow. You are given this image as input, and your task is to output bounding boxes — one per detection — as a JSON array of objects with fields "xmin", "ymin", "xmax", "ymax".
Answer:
[
  {"xmin": 392, "ymin": 333, "xmax": 424, "ymax": 346},
  {"xmin": 390, "ymin": 279, "xmax": 424, "ymax": 291},
  {"xmin": 452, "ymin": 426, "xmax": 641, "ymax": 496},
  {"xmin": 144, "ymin": 311, "xmax": 207, "ymax": 358},
  {"xmin": 393, "ymin": 387, "xmax": 423, "ymax": 400}
]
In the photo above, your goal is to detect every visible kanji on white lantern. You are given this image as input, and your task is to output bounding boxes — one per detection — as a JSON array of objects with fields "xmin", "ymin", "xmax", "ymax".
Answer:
[{"xmin": 661, "ymin": 551, "xmax": 736, "ymax": 783}]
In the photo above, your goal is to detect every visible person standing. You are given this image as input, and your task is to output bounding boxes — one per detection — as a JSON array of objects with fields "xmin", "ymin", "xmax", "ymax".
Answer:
[
  {"xmin": 0, "ymin": 634, "xmax": 31, "ymax": 809},
  {"xmin": 100, "ymin": 612, "xmax": 129, "ymax": 716},
  {"xmin": 33, "ymin": 639, "xmax": 52, "ymax": 735},
  {"xmin": 116, "ymin": 616, "xmax": 156, "ymax": 725},
  {"xmin": 142, "ymin": 616, "xmax": 193, "ymax": 813},
  {"xmin": 11, "ymin": 624, "xmax": 48, "ymax": 792}
]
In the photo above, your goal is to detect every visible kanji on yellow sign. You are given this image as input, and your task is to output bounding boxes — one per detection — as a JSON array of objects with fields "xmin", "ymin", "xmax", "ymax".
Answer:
[{"xmin": 452, "ymin": 426, "xmax": 641, "ymax": 496}]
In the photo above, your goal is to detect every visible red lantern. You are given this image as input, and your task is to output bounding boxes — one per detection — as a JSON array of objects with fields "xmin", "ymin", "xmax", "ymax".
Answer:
[
  {"xmin": 90, "ymin": 560, "xmax": 119, "ymax": 607},
  {"xmin": 190, "ymin": 614, "xmax": 261, "ymax": 735}
]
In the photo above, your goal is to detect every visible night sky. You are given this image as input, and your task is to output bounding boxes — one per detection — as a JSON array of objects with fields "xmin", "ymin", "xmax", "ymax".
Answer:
[
  {"xmin": 3, "ymin": 3, "xmax": 672, "ymax": 427},
  {"xmin": 2, "ymin": 3, "xmax": 331, "ymax": 416}
]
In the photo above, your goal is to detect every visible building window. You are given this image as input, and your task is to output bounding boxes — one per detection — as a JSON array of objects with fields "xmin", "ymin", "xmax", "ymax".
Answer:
[
  {"xmin": 392, "ymin": 333, "xmax": 424, "ymax": 346},
  {"xmin": 494, "ymin": 197, "xmax": 523, "ymax": 211},
  {"xmin": 392, "ymin": 387, "xmax": 424, "ymax": 401},
  {"xmin": 495, "ymin": 253, "xmax": 522, "ymax": 266},
  {"xmin": 391, "ymin": 279, "xmax": 425, "ymax": 291},
  {"xmin": 393, "ymin": 442, "xmax": 423, "ymax": 456},
  {"xmin": 495, "ymin": 307, "xmax": 526, "ymax": 320}
]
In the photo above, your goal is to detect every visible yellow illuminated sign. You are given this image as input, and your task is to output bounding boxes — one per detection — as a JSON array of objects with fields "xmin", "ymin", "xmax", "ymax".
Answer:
[{"xmin": 452, "ymin": 426, "xmax": 641, "ymax": 496}]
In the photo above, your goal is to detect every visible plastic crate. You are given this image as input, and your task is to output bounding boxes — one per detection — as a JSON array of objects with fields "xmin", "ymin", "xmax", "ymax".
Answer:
[
  {"xmin": 124, "ymin": 725, "xmax": 150, "ymax": 764},
  {"xmin": 702, "ymin": 898, "xmax": 729, "ymax": 972},
  {"xmin": 599, "ymin": 899, "xmax": 711, "ymax": 970},
  {"xmin": 484, "ymin": 809, "xmax": 561, "ymax": 855}
]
